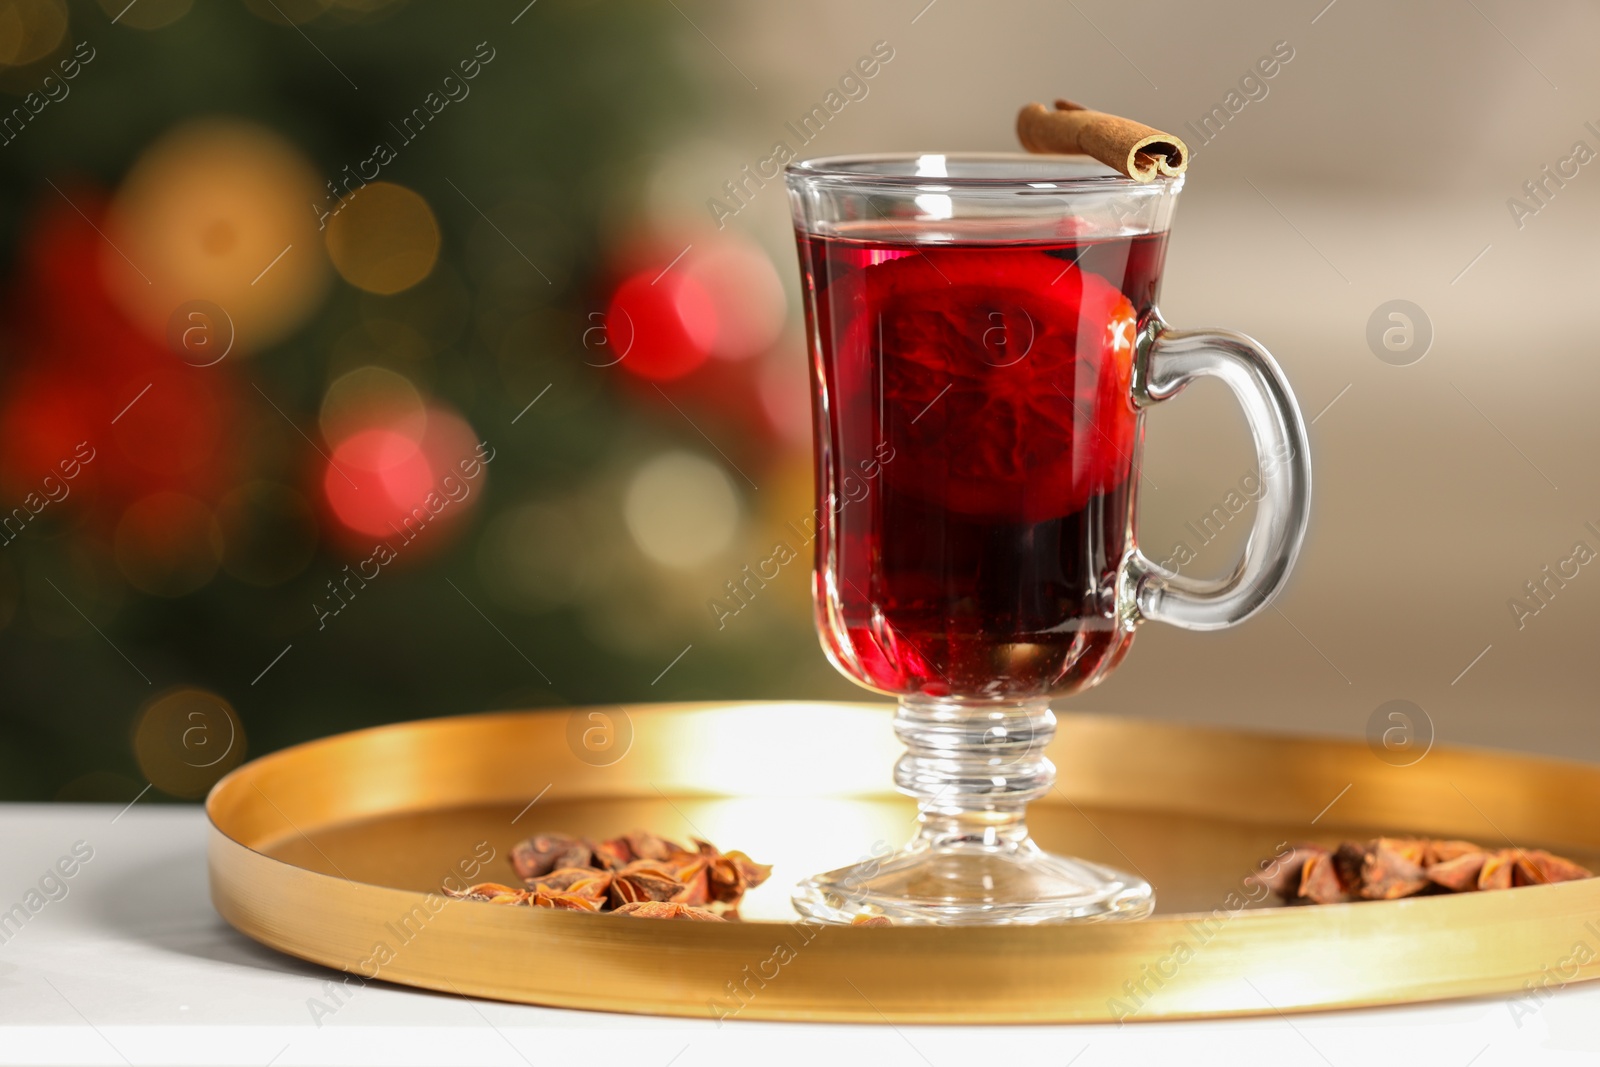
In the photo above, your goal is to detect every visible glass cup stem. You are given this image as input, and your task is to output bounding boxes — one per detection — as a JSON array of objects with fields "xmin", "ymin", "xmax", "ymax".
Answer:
[
  {"xmin": 791, "ymin": 698, "xmax": 1155, "ymax": 925},
  {"xmin": 895, "ymin": 695, "xmax": 1054, "ymax": 847}
]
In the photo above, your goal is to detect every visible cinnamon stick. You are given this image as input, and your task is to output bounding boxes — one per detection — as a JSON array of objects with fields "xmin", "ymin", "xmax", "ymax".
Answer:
[{"xmin": 1016, "ymin": 99, "xmax": 1188, "ymax": 183}]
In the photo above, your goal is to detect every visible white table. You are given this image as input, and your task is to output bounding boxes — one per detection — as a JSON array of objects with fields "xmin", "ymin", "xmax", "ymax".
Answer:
[{"xmin": 1, "ymin": 804, "xmax": 1595, "ymax": 1066}]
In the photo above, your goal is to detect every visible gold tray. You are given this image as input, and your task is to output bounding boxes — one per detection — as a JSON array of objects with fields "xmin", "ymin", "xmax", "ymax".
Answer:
[{"xmin": 207, "ymin": 701, "xmax": 1600, "ymax": 1023}]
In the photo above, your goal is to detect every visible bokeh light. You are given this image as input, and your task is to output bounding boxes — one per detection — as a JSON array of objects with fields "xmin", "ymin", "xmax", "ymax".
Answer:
[
  {"xmin": 0, "ymin": 0, "xmax": 67, "ymax": 68},
  {"xmin": 0, "ymin": 192, "xmax": 246, "ymax": 533},
  {"xmin": 682, "ymin": 239, "xmax": 786, "ymax": 361},
  {"xmin": 103, "ymin": 119, "xmax": 331, "ymax": 351},
  {"xmin": 605, "ymin": 268, "xmax": 716, "ymax": 381},
  {"xmin": 322, "ymin": 404, "xmax": 481, "ymax": 545},
  {"xmin": 111, "ymin": 363, "xmax": 227, "ymax": 479},
  {"xmin": 604, "ymin": 235, "xmax": 789, "ymax": 380},
  {"xmin": 0, "ymin": 0, "xmax": 812, "ymax": 802},
  {"xmin": 758, "ymin": 342, "xmax": 812, "ymax": 448},
  {"xmin": 644, "ymin": 139, "xmax": 747, "ymax": 229},
  {"xmin": 134, "ymin": 687, "xmax": 246, "ymax": 798},
  {"xmin": 325, "ymin": 181, "xmax": 441, "ymax": 295},
  {"xmin": 319, "ymin": 365, "xmax": 428, "ymax": 446},
  {"xmin": 324, "ymin": 429, "xmax": 433, "ymax": 538},
  {"xmin": 0, "ymin": 370, "xmax": 98, "ymax": 502},
  {"xmin": 623, "ymin": 451, "xmax": 739, "ymax": 568},
  {"xmin": 113, "ymin": 492, "xmax": 224, "ymax": 597}
]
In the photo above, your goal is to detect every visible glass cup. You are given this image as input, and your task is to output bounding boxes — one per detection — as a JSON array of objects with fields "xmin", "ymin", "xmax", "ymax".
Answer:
[{"xmin": 785, "ymin": 153, "xmax": 1311, "ymax": 925}]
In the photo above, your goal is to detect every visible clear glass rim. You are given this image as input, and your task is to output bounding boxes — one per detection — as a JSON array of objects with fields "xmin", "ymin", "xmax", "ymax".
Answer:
[{"xmin": 785, "ymin": 151, "xmax": 1182, "ymax": 194}]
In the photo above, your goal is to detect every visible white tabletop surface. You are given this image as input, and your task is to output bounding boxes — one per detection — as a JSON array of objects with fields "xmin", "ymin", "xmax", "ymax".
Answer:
[{"xmin": 0, "ymin": 803, "xmax": 1595, "ymax": 1066}]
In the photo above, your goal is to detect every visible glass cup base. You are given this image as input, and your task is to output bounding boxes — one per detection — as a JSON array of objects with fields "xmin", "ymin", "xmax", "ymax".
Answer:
[{"xmin": 791, "ymin": 838, "xmax": 1154, "ymax": 926}]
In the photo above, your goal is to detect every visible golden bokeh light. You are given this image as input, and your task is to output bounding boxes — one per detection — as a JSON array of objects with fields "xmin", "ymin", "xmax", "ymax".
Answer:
[
  {"xmin": 623, "ymin": 451, "xmax": 740, "ymax": 569},
  {"xmin": 94, "ymin": 0, "xmax": 191, "ymax": 30},
  {"xmin": 114, "ymin": 493, "xmax": 224, "ymax": 597},
  {"xmin": 134, "ymin": 687, "xmax": 246, "ymax": 798},
  {"xmin": 0, "ymin": 0, "xmax": 67, "ymax": 68},
  {"xmin": 325, "ymin": 181, "xmax": 441, "ymax": 295},
  {"xmin": 319, "ymin": 364, "xmax": 428, "ymax": 447},
  {"xmin": 315, "ymin": 364, "xmax": 428, "ymax": 454},
  {"xmin": 105, "ymin": 118, "xmax": 331, "ymax": 352}
]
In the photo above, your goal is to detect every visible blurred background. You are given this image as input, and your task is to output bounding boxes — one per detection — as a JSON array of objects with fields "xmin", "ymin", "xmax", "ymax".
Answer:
[{"xmin": 2, "ymin": 0, "xmax": 1597, "ymax": 801}]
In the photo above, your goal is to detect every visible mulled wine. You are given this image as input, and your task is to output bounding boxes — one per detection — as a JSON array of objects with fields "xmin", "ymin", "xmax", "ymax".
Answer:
[
  {"xmin": 800, "ymin": 226, "xmax": 1169, "ymax": 699},
  {"xmin": 786, "ymin": 152, "xmax": 1309, "ymax": 925}
]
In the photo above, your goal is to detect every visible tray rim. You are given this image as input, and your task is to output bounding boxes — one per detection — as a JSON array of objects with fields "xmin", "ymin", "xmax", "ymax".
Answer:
[
  {"xmin": 211, "ymin": 700, "xmax": 1600, "ymax": 842},
  {"xmin": 213, "ymin": 700, "xmax": 1600, "ymax": 802}
]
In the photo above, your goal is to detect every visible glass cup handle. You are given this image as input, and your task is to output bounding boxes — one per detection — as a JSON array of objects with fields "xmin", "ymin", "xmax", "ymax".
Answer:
[{"xmin": 1121, "ymin": 315, "xmax": 1312, "ymax": 631}]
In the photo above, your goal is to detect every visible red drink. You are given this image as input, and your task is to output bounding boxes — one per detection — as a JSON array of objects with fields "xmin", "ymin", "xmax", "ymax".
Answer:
[
  {"xmin": 800, "ymin": 225, "xmax": 1169, "ymax": 700},
  {"xmin": 787, "ymin": 153, "xmax": 1308, "ymax": 925}
]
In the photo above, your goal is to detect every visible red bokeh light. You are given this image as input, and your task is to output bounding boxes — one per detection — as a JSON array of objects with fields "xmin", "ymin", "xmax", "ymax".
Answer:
[
  {"xmin": 323, "ymin": 428, "xmax": 437, "ymax": 539},
  {"xmin": 682, "ymin": 240, "xmax": 784, "ymax": 362},
  {"xmin": 0, "ymin": 190, "xmax": 240, "ymax": 524},
  {"xmin": 318, "ymin": 405, "xmax": 483, "ymax": 556},
  {"xmin": 605, "ymin": 268, "xmax": 717, "ymax": 382}
]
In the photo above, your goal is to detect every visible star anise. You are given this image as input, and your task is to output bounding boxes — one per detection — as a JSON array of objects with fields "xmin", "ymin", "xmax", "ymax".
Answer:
[
  {"xmin": 1257, "ymin": 837, "xmax": 1592, "ymax": 905},
  {"xmin": 1477, "ymin": 849, "xmax": 1516, "ymax": 891},
  {"xmin": 623, "ymin": 830, "xmax": 684, "ymax": 863},
  {"xmin": 1244, "ymin": 845, "xmax": 1328, "ymax": 898},
  {"xmin": 1298, "ymin": 850, "xmax": 1344, "ymax": 905},
  {"xmin": 614, "ymin": 901, "xmax": 725, "ymax": 921},
  {"xmin": 1357, "ymin": 838, "xmax": 1431, "ymax": 900},
  {"xmin": 510, "ymin": 833, "xmax": 592, "ymax": 881},
  {"xmin": 1426, "ymin": 850, "xmax": 1488, "ymax": 891},
  {"xmin": 451, "ymin": 828, "xmax": 772, "ymax": 917},
  {"xmin": 445, "ymin": 882, "xmax": 531, "ymax": 905},
  {"xmin": 608, "ymin": 866, "xmax": 683, "ymax": 909},
  {"xmin": 708, "ymin": 850, "xmax": 775, "ymax": 905},
  {"xmin": 531, "ymin": 889, "xmax": 602, "ymax": 912},
  {"xmin": 1514, "ymin": 848, "xmax": 1592, "ymax": 885},
  {"xmin": 532, "ymin": 866, "xmax": 610, "ymax": 895},
  {"xmin": 670, "ymin": 859, "xmax": 712, "ymax": 907}
]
